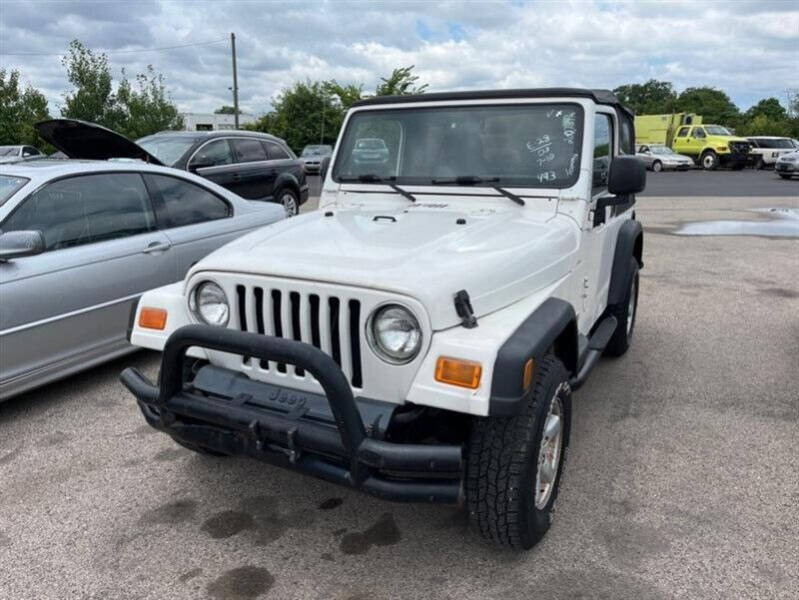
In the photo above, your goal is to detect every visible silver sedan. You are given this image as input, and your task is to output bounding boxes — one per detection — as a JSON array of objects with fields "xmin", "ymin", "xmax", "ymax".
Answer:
[
  {"xmin": 636, "ymin": 144, "xmax": 694, "ymax": 172},
  {"xmin": 0, "ymin": 159, "xmax": 285, "ymax": 399}
]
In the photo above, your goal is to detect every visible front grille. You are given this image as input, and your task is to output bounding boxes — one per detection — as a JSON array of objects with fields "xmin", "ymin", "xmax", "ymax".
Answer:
[
  {"xmin": 729, "ymin": 141, "xmax": 750, "ymax": 156},
  {"xmin": 234, "ymin": 284, "xmax": 364, "ymax": 389}
]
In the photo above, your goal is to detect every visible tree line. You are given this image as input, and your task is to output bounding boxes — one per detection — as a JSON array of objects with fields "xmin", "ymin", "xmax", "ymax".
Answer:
[{"xmin": 2, "ymin": 40, "xmax": 796, "ymax": 153}]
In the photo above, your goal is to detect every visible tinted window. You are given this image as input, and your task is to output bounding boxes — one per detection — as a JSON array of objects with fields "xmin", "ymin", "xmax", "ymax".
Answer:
[
  {"xmin": 676, "ymin": 127, "xmax": 690, "ymax": 138},
  {"xmin": 3, "ymin": 173, "xmax": 154, "ymax": 251},
  {"xmin": 191, "ymin": 139, "xmax": 233, "ymax": 167},
  {"xmin": 22, "ymin": 146, "xmax": 40, "ymax": 157},
  {"xmin": 265, "ymin": 141, "xmax": 291, "ymax": 160},
  {"xmin": 592, "ymin": 114, "xmax": 613, "ymax": 192},
  {"xmin": 692, "ymin": 128, "xmax": 706, "ymax": 139},
  {"xmin": 146, "ymin": 174, "xmax": 231, "ymax": 227},
  {"xmin": 232, "ymin": 138, "xmax": 268, "ymax": 163}
]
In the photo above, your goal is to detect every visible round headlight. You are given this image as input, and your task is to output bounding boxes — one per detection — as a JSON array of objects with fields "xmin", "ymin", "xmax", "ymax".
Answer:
[
  {"xmin": 368, "ymin": 304, "xmax": 422, "ymax": 363},
  {"xmin": 191, "ymin": 281, "xmax": 229, "ymax": 326}
]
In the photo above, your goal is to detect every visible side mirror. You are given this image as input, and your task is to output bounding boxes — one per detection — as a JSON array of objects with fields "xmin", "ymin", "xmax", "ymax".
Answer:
[
  {"xmin": 608, "ymin": 156, "xmax": 646, "ymax": 195},
  {"xmin": 0, "ymin": 230, "xmax": 45, "ymax": 261},
  {"xmin": 319, "ymin": 156, "xmax": 331, "ymax": 181},
  {"xmin": 188, "ymin": 159, "xmax": 214, "ymax": 173}
]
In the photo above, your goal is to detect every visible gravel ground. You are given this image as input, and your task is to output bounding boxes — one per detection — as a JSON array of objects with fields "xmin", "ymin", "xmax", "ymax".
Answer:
[{"xmin": 1, "ymin": 193, "xmax": 798, "ymax": 600}]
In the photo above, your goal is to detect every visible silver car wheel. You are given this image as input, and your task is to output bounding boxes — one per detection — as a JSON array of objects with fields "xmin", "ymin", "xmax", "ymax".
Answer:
[
  {"xmin": 534, "ymin": 391, "xmax": 564, "ymax": 510},
  {"xmin": 627, "ymin": 277, "xmax": 637, "ymax": 335},
  {"xmin": 282, "ymin": 192, "xmax": 298, "ymax": 217},
  {"xmin": 652, "ymin": 161, "xmax": 663, "ymax": 173}
]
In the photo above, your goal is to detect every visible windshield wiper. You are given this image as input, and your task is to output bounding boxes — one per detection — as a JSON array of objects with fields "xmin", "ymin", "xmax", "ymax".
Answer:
[
  {"xmin": 338, "ymin": 174, "xmax": 415, "ymax": 202},
  {"xmin": 431, "ymin": 175, "xmax": 500, "ymax": 185},
  {"xmin": 494, "ymin": 187, "xmax": 525, "ymax": 206}
]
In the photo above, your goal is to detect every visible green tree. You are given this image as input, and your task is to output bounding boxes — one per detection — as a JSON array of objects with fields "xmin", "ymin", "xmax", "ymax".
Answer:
[
  {"xmin": 737, "ymin": 114, "xmax": 790, "ymax": 137},
  {"xmin": 0, "ymin": 69, "xmax": 51, "ymax": 147},
  {"xmin": 743, "ymin": 97, "xmax": 787, "ymax": 123},
  {"xmin": 375, "ymin": 65, "xmax": 428, "ymax": 96},
  {"xmin": 247, "ymin": 81, "xmax": 343, "ymax": 152},
  {"xmin": 60, "ymin": 39, "xmax": 117, "ymax": 125},
  {"xmin": 675, "ymin": 87, "xmax": 740, "ymax": 126},
  {"xmin": 113, "ymin": 66, "xmax": 184, "ymax": 139},
  {"xmin": 612, "ymin": 79, "xmax": 677, "ymax": 114},
  {"xmin": 214, "ymin": 105, "xmax": 237, "ymax": 114},
  {"xmin": 324, "ymin": 80, "xmax": 364, "ymax": 110}
]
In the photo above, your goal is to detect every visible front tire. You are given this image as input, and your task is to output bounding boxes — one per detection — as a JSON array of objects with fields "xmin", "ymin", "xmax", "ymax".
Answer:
[
  {"xmin": 466, "ymin": 355, "xmax": 571, "ymax": 550},
  {"xmin": 605, "ymin": 258, "xmax": 639, "ymax": 357},
  {"xmin": 652, "ymin": 160, "xmax": 663, "ymax": 173},
  {"xmin": 779, "ymin": 173, "xmax": 792, "ymax": 179},
  {"xmin": 277, "ymin": 187, "xmax": 299, "ymax": 217},
  {"xmin": 701, "ymin": 151, "xmax": 719, "ymax": 170},
  {"xmin": 755, "ymin": 157, "xmax": 765, "ymax": 170}
]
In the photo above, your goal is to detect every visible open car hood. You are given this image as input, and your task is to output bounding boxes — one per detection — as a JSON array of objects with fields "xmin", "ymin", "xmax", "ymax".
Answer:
[{"xmin": 34, "ymin": 119, "xmax": 164, "ymax": 165}]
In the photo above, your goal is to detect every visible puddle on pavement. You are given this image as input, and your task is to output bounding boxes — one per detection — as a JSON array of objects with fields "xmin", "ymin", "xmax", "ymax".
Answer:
[{"xmin": 676, "ymin": 207, "xmax": 799, "ymax": 238}]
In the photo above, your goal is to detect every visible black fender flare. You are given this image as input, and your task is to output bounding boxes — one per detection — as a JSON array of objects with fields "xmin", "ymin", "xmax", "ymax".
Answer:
[
  {"xmin": 607, "ymin": 219, "xmax": 643, "ymax": 307},
  {"xmin": 488, "ymin": 298, "xmax": 578, "ymax": 416},
  {"xmin": 273, "ymin": 171, "xmax": 301, "ymax": 199}
]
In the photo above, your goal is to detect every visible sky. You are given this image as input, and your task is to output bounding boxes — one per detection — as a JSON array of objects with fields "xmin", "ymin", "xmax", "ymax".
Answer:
[{"xmin": 1, "ymin": 0, "xmax": 798, "ymax": 116}]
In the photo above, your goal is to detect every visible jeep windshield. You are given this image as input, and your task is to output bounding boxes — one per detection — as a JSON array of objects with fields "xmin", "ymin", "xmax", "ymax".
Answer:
[{"xmin": 333, "ymin": 103, "xmax": 583, "ymax": 188}]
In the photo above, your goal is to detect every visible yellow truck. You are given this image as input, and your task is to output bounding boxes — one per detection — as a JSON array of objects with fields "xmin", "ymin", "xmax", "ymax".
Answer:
[{"xmin": 634, "ymin": 113, "xmax": 751, "ymax": 170}]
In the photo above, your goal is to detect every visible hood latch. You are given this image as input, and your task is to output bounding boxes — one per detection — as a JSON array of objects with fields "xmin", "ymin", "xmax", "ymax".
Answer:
[{"xmin": 454, "ymin": 290, "xmax": 478, "ymax": 329}]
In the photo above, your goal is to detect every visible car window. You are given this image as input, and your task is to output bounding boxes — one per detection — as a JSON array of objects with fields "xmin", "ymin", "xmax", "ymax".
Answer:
[
  {"xmin": 231, "ymin": 138, "xmax": 268, "ymax": 163},
  {"xmin": 145, "ymin": 174, "xmax": 231, "ymax": 227},
  {"xmin": 22, "ymin": 147, "xmax": 39, "ymax": 157},
  {"xmin": 138, "ymin": 136, "xmax": 197, "ymax": 166},
  {"xmin": 190, "ymin": 139, "xmax": 234, "ymax": 167},
  {"xmin": 265, "ymin": 141, "xmax": 291, "ymax": 160},
  {"xmin": 2, "ymin": 173, "xmax": 155, "ymax": 251},
  {"xmin": 592, "ymin": 113, "xmax": 613, "ymax": 192},
  {"xmin": 0, "ymin": 175, "xmax": 29, "ymax": 206},
  {"xmin": 691, "ymin": 128, "xmax": 706, "ymax": 139},
  {"xmin": 676, "ymin": 127, "xmax": 690, "ymax": 138}
]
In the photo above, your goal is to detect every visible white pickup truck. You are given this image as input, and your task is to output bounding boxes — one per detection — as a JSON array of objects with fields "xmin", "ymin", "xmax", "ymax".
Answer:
[{"xmin": 122, "ymin": 88, "xmax": 645, "ymax": 550}]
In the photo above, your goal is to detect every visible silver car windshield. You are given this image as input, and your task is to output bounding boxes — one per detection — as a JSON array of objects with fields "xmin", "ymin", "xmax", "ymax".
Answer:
[
  {"xmin": 0, "ymin": 146, "xmax": 21, "ymax": 157},
  {"xmin": 137, "ymin": 137, "xmax": 196, "ymax": 166},
  {"xmin": 0, "ymin": 175, "xmax": 29, "ymax": 206},
  {"xmin": 333, "ymin": 103, "xmax": 584, "ymax": 188}
]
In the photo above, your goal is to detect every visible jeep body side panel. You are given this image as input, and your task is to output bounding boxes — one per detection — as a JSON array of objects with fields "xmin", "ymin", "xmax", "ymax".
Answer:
[
  {"xmin": 607, "ymin": 219, "xmax": 644, "ymax": 307},
  {"xmin": 487, "ymin": 297, "xmax": 578, "ymax": 416}
]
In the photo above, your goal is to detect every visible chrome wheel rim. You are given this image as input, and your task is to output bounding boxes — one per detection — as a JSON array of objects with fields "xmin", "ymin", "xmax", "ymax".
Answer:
[
  {"xmin": 535, "ymin": 390, "xmax": 564, "ymax": 510},
  {"xmin": 627, "ymin": 277, "xmax": 637, "ymax": 335},
  {"xmin": 703, "ymin": 155, "xmax": 714, "ymax": 169},
  {"xmin": 282, "ymin": 193, "xmax": 298, "ymax": 217}
]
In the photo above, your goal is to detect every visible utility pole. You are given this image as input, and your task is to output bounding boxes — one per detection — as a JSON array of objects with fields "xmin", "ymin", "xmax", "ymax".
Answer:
[
  {"xmin": 231, "ymin": 32, "xmax": 239, "ymax": 129},
  {"xmin": 320, "ymin": 98, "xmax": 325, "ymax": 144}
]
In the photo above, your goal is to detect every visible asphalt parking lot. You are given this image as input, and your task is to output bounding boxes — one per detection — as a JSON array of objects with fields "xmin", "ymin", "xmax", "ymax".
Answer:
[{"xmin": 1, "ymin": 171, "xmax": 797, "ymax": 600}]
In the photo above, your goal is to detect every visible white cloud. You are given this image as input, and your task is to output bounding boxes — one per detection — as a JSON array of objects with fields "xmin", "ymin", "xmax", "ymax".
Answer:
[{"xmin": 1, "ymin": 0, "xmax": 797, "ymax": 116}]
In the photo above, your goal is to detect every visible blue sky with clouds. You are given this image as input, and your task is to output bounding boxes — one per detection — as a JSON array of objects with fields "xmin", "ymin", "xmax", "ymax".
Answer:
[{"xmin": 1, "ymin": 0, "xmax": 797, "ymax": 115}]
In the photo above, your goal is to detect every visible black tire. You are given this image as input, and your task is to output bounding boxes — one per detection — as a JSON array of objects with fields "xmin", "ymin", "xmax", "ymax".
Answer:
[
  {"xmin": 605, "ymin": 258, "xmax": 639, "ymax": 357},
  {"xmin": 275, "ymin": 187, "xmax": 299, "ymax": 217},
  {"xmin": 778, "ymin": 174, "xmax": 791, "ymax": 180},
  {"xmin": 466, "ymin": 355, "xmax": 572, "ymax": 550},
  {"xmin": 700, "ymin": 150, "xmax": 719, "ymax": 170},
  {"xmin": 755, "ymin": 157, "xmax": 765, "ymax": 170},
  {"xmin": 652, "ymin": 160, "xmax": 663, "ymax": 173}
]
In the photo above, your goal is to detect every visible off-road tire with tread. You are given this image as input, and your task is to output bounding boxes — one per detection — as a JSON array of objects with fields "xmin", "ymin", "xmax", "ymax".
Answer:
[
  {"xmin": 466, "ymin": 355, "xmax": 571, "ymax": 550},
  {"xmin": 604, "ymin": 257, "xmax": 639, "ymax": 357}
]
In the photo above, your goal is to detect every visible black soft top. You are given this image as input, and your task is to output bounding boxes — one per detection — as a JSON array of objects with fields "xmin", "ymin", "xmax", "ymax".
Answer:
[{"xmin": 351, "ymin": 87, "xmax": 633, "ymax": 117}]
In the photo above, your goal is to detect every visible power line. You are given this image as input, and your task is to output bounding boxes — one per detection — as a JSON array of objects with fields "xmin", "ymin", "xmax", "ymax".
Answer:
[{"xmin": 1, "ymin": 38, "xmax": 228, "ymax": 57}]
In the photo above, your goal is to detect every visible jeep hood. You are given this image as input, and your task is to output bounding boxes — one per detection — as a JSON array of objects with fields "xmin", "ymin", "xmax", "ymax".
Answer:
[
  {"xmin": 192, "ymin": 203, "xmax": 580, "ymax": 330},
  {"xmin": 34, "ymin": 119, "xmax": 164, "ymax": 164}
]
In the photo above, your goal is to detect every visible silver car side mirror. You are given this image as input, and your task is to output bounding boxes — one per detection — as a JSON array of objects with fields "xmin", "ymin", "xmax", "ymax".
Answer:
[{"xmin": 0, "ymin": 230, "xmax": 45, "ymax": 261}]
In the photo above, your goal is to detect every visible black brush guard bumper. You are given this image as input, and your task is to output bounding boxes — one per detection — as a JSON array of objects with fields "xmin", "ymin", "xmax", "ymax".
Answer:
[{"xmin": 120, "ymin": 325, "xmax": 463, "ymax": 504}]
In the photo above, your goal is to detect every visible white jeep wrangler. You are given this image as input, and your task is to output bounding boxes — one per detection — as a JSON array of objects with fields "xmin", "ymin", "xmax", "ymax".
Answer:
[{"xmin": 122, "ymin": 88, "xmax": 645, "ymax": 550}]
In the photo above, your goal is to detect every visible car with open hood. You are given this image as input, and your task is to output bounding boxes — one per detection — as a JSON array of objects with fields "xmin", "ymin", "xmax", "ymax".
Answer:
[
  {"xmin": 0, "ymin": 158, "xmax": 285, "ymax": 400},
  {"xmin": 122, "ymin": 88, "xmax": 645, "ymax": 550},
  {"xmin": 35, "ymin": 120, "xmax": 309, "ymax": 217}
]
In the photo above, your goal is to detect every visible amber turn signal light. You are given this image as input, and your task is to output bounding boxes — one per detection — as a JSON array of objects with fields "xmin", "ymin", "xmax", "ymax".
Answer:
[
  {"xmin": 139, "ymin": 307, "xmax": 167, "ymax": 330},
  {"xmin": 435, "ymin": 357, "xmax": 482, "ymax": 389},
  {"xmin": 523, "ymin": 357, "xmax": 535, "ymax": 391}
]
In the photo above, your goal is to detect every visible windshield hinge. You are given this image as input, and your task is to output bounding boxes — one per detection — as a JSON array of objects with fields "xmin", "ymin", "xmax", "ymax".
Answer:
[{"xmin": 454, "ymin": 290, "xmax": 478, "ymax": 329}]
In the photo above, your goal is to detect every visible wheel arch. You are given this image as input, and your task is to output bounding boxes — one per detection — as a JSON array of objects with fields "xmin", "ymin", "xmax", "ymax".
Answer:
[
  {"xmin": 274, "ymin": 171, "xmax": 301, "ymax": 197},
  {"xmin": 608, "ymin": 218, "xmax": 643, "ymax": 307},
  {"xmin": 488, "ymin": 298, "xmax": 578, "ymax": 416}
]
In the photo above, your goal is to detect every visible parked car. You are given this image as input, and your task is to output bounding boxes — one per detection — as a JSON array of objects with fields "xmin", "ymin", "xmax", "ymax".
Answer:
[
  {"xmin": 351, "ymin": 137, "xmax": 390, "ymax": 165},
  {"xmin": 34, "ymin": 119, "xmax": 308, "ymax": 217},
  {"xmin": 0, "ymin": 145, "xmax": 43, "ymax": 164},
  {"xmin": 747, "ymin": 137, "xmax": 796, "ymax": 169},
  {"xmin": 671, "ymin": 124, "xmax": 751, "ymax": 170},
  {"xmin": 635, "ymin": 144, "xmax": 693, "ymax": 171},
  {"xmin": 123, "ymin": 88, "xmax": 645, "ymax": 551},
  {"xmin": 299, "ymin": 144, "xmax": 333, "ymax": 174},
  {"xmin": 774, "ymin": 150, "xmax": 799, "ymax": 179},
  {"xmin": 0, "ymin": 159, "xmax": 285, "ymax": 400}
]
